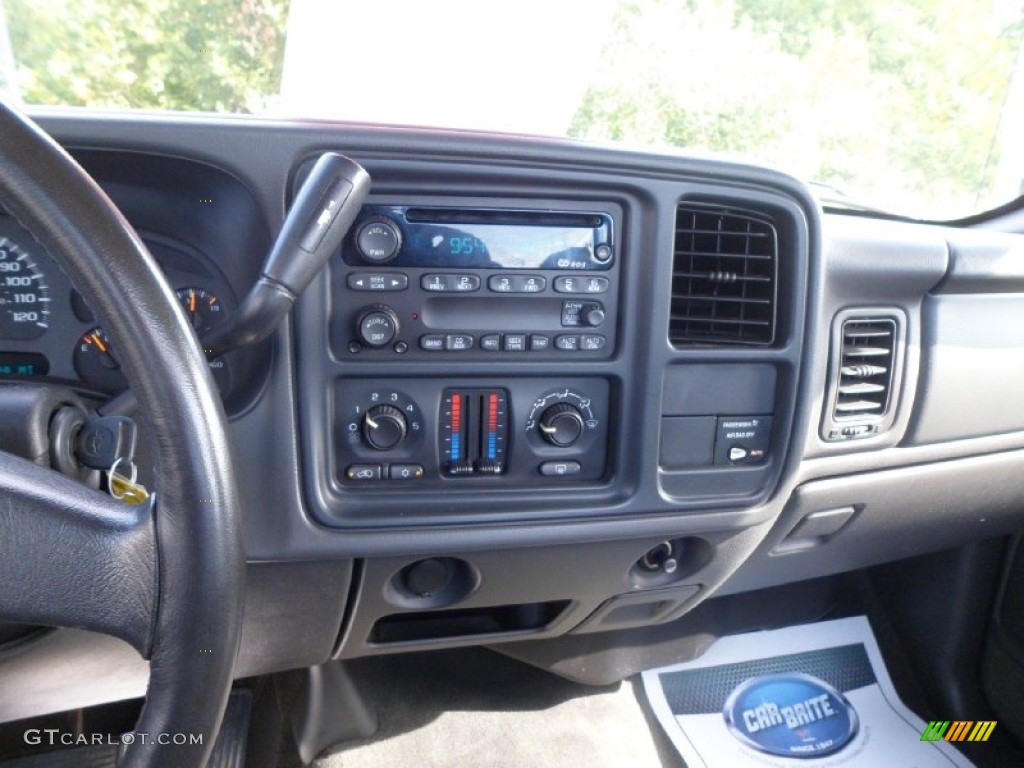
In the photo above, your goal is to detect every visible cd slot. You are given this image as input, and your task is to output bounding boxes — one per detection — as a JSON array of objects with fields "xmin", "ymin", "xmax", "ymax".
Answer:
[{"xmin": 405, "ymin": 208, "xmax": 603, "ymax": 228}]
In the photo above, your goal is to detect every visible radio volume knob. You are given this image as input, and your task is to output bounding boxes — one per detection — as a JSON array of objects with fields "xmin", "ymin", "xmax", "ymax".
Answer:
[
  {"xmin": 363, "ymin": 405, "xmax": 408, "ymax": 451},
  {"xmin": 355, "ymin": 218, "xmax": 402, "ymax": 263},
  {"xmin": 357, "ymin": 305, "xmax": 399, "ymax": 347},
  {"xmin": 539, "ymin": 403, "xmax": 586, "ymax": 448}
]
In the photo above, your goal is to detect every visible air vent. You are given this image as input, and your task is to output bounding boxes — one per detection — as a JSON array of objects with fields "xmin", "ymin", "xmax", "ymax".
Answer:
[
  {"xmin": 823, "ymin": 313, "xmax": 903, "ymax": 442},
  {"xmin": 669, "ymin": 205, "xmax": 777, "ymax": 346}
]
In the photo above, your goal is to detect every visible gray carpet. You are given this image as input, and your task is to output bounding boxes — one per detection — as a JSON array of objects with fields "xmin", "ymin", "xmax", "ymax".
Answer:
[{"xmin": 305, "ymin": 647, "xmax": 684, "ymax": 768}]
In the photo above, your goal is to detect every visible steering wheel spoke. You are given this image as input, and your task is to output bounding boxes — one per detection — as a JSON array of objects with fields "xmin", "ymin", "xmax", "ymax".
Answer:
[{"xmin": 0, "ymin": 450, "xmax": 156, "ymax": 655}]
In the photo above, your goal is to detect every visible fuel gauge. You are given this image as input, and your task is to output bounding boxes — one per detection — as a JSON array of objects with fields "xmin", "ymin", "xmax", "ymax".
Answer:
[{"xmin": 73, "ymin": 327, "xmax": 127, "ymax": 393}]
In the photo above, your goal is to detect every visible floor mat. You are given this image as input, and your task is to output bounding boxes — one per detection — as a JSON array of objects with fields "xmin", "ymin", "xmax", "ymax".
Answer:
[
  {"xmin": 642, "ymin": 616, "xmax": 976, "ymax": 768},
  {"xmin": 308, "ymin": 647, "xmax": 684, "ymax": 768}
]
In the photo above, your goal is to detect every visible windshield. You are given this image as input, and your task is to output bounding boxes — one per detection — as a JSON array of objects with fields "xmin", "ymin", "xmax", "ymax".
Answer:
[{"xmin": 1, "ymin": 0, "xmax": 1021, "ymax": 220}]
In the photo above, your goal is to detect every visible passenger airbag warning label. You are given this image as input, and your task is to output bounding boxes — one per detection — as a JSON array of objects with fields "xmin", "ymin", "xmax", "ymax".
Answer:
[{"xmin": 714, "ymin": 415, "xmax": 772, "ymax": 465}]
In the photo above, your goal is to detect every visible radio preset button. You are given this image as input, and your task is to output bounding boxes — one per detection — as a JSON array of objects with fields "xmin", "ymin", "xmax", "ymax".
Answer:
[
  {"xmin": 580, "ymin": 334, "xmax": 607, "ymax": 351},
  {"xmin": 348, "ymin": 272, "xmax": 408, "ymax": 291},
  {"xmin": 554, "ymin": 277, "xmax": 578, "ymax": 293},
  {"xmin": 422, "ymin": 275, "xmax": 446, "ymax": 292},
  {"xmin": 554, "ymin": 275, "xmax": 609, "ymax": 294},
  {"xmin": 445, "ymin": 334, "xmax": 475, "ymax": 351},
  {"xmin": 355, "ymin": 218, "xmax": 402, "ymax": 263},
  {"xmin": 480, "ymin": 334, "xmax": 502, "ymax": 351},
  {"xmin": 451, "ymin": 275, "xmax": 479, "ymax": 292},
  {"xmin": 555, "ymin": 335, "xmax": 580, "ymax": 351},
  {"xmin": 488, "ymin": 275, "xmax": 546, "ymax": 293},
  {"xmin": 489, "ymin": 276, "xmax": 514, "ymax": 293},
  {"xmin": 503, "ymin": 334, "xmax": 527, "ymax": 352},
  {"xmin": 530, "ymin": 334, "xmax": 550, "ymax": 351},
  {"xmin": 421, "ymin": 274, "xmax": 480, "ymax": 292},
  {"xmin": 419, "ymin": 334, "xmax": 445, "ymax": 351}
]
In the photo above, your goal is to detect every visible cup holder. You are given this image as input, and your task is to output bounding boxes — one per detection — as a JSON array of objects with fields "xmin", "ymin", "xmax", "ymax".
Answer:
[
  {"xmin": 384, "ymin": 557, "xmax": 480, "ymax": 610},
  {"xmin": 629, "ymin": 537, "xmax": 712, "ymax": 589}
]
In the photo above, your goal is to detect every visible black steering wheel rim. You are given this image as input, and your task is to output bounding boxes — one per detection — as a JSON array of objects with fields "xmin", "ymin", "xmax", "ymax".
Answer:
[{"xmin": 0, "ymin": 102, "xmax": 244, "ymax": 767}]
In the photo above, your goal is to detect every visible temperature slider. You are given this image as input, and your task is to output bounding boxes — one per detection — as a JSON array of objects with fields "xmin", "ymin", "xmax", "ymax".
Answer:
[{"xmin": 440, "ymin": 388, "xmax": 509, "ymax": 476}]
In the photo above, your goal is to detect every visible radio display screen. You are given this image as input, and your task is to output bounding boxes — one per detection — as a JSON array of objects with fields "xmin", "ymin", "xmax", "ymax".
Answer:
[
  {"xmin": 410, "ymin": 224, "xmax": 595, "ymax": 270},
  {"xmin": 344, "ymin": 206, "xmax": 614, "ymax": 271}
]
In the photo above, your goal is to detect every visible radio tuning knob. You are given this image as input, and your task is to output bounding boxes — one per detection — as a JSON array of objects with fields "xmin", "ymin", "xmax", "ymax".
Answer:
[
  {"xmin": 355, "ymin": 217, "xmax": 402, "ymax": 263},
  {"xmin": 538, "ymin": 403, "xmax": 586, "ymax": 448},
  {"xmin": 362, "ymin": 404, "xmax": 408, "ymax": 451},
  {"xmin": 356, "ymin": 305, "xmax": 399, "ymax": 347}
]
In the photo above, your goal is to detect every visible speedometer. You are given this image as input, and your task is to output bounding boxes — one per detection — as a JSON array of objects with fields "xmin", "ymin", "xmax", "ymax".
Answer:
[{"xmin": 0, "ymin": 236, "xmax": 49, "ymax": 339}]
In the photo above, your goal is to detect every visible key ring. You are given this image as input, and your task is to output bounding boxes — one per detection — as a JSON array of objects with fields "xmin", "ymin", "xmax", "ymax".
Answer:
[{"xmin": 108, "ymin": 456, "xmax": 138, "ymax": 500}]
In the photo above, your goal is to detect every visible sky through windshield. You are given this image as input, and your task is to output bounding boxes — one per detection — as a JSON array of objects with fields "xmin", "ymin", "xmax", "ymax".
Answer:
[{"xmin": 1, "ymin": 0, "xmax": 1022, "ymax": 219}]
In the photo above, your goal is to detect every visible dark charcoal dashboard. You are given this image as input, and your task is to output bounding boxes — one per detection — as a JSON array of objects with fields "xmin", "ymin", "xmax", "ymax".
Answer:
[{"xmin": 3, "ymin": 110, "xmax": 1024, "ymax": 719}]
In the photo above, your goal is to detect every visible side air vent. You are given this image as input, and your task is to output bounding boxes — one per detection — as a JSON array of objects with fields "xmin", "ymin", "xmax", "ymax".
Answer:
[
  {"xmin": 669, "ymin": 204, "xmax": 777, "ymax": 346},
  {"xmin": 823, "ymin": 312, "xmax": 904, "ymax": 442}
]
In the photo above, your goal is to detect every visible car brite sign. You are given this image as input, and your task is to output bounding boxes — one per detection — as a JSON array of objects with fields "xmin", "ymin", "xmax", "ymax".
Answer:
[{"xmin": 723, "ymin": 673, "xmax": 859, "ymax": 758}]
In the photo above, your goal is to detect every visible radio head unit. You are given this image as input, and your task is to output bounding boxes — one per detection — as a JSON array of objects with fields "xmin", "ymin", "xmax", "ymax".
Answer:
[
  {"xmin": 332, "ymin": 203, "xmax": 621, "ymax": 361},
  {"xmin": 346, "ymin": 206, "xmax": 614, "ymax": 271}
]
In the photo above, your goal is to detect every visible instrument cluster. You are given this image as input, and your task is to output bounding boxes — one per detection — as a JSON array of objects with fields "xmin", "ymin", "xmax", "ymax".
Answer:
[{"xmin": 0, "ymin": 215, "xmax": 237, "ymax": 397}]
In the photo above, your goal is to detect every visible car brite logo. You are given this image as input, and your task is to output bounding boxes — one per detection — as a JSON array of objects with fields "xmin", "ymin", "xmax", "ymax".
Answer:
[{"xmin": 723, "ymin": 673, "xmax": 859, "ymax": 758}]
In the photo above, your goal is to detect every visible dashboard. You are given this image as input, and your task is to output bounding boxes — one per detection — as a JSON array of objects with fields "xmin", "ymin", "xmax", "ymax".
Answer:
[{"xmin": 3, "ymin": 110, "xmax": 1024, "ymax": 719}]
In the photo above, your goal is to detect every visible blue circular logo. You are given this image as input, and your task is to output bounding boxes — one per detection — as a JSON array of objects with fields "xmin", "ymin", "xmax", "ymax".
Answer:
[{"xmin": 723, "ymin": 673, "xmax": 859, "ymax": 758}]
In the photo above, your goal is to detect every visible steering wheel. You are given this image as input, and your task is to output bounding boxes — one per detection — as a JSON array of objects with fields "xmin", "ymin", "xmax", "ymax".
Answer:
[{"xmin": 0, "ymin": 102, "xmax": 243, "ymax": 767}]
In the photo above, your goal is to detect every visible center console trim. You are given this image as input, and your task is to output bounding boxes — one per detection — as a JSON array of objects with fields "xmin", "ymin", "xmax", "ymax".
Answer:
[{"xmin": 292, "ymin": 158, "xmax": 810, "ymax": 531}]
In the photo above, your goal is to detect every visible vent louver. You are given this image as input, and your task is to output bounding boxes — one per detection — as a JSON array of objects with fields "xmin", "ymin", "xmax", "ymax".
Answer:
[
  {"xmin": 833, "ymin": 318, "xmax": 897, "ymax": 421},
  {"xmin": 669, "ymin": 205, "xmax": 777, "ymax": 346}
]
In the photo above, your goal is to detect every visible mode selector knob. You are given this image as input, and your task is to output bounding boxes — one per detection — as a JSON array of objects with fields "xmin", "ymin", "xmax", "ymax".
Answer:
[
  {"xmin": 363, "ymin": 405, "xmax": 408, "ymax": 451},
  {"xmin": 357, "ymin": 305, "xmax": 399, "ymax": 347},
  {"xmin": 539, "ymin": 403, "xmax": 586, "ymax": 448}
]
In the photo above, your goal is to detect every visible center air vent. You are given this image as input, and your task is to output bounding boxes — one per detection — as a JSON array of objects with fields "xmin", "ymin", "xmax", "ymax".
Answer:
[
  {"xmin": 669, "ymin": 204, "xmax": 777, "ymax": 346},
  {"xmin": 823, "ymin": 313, "xmax": 903, "ymax": 442}
]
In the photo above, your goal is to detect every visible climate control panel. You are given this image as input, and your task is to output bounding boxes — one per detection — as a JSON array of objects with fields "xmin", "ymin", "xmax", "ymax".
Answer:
[{"xmin": 333, "ymin": 377, "xmax": 610, "ymax": 488}]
